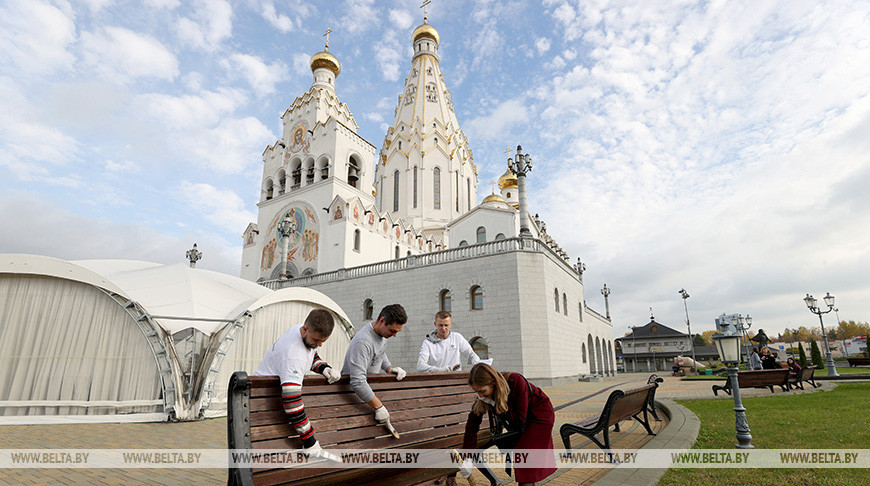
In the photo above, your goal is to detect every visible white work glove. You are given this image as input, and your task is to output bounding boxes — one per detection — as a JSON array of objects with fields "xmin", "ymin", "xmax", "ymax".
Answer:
[
  {"xmin": 322, "ymin": 367, "xmax": 341, "ymax": 384},
  {"xmin": 374, "ymin": 405, "xmax": 390, "ymax": 424},
  {"xmin": 303, "ymin": 440, "xmax": 342, "ymax": 462},
  {"xmin": 392, "ymin": 367, "xmax": 406, "ymax": 381},
  {"xmin": 458, "ymin": 458, "xmax": 473, "ymax": 478}
]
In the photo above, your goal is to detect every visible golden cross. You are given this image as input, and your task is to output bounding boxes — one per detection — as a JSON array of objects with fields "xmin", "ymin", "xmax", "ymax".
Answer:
[
  {"xmin": 489, "ymin": 180, "xmax": 496, "ymax": 194},
  {"xmin": 420, "ymin": 0, "xmax": 431, "ymax": 21},
  {"xmin": 323, "ymin": 28, "xmax": 333, "ymax": 50},
  {"xmin": 503, "ymin": 147, "xmax": 512, "ymax": 156}
]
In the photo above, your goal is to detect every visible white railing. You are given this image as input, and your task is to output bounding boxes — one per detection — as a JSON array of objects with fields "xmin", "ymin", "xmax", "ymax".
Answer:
[{"xmin": 261, "ymin": 236, "xmax": 578, "ymax": 289}]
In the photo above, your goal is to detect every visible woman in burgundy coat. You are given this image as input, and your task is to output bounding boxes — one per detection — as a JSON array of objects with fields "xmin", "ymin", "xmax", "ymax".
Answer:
[{"xmin": 459, "ymin": 363, "xmax": 556, "ymax": 485}]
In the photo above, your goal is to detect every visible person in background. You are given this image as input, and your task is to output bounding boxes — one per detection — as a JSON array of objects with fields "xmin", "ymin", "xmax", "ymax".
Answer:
[
  {"xmin": 787, "ymin": 357, "xmax": 802, "ymax": 382},
  {"xmin": 417, "ymin": 311, "xmax": 482, "ymax": 372},
  {"xmin": 749, "ymin": 347, "xmax": 763, "ymax": 370},
  {"xmin": 252, "ymin": 309, "xmax": 342, "ymax": 462},
  {"xmin": 760, "ymin": 346, "xmax": 779, "ymax": 369}
]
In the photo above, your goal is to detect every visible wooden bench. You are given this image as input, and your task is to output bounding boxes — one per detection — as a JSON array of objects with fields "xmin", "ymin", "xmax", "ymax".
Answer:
[
  {"xmin": 789, "ymin": 365, "xmax": 819, "ymax": 390},
  {"xmin": 711, "ymin": 369, "xmax": 790, "ymax": 396},
  {"xmin": 227, "ymin": 370, "xmax": 491, "ymax": 486},
  {"xmin": 559, "ymin": 383, "xmax": 657, "ymax": 451},
  {"xmin": 847, "ymin": 357, "xmax": 870, "ymax": 367}
]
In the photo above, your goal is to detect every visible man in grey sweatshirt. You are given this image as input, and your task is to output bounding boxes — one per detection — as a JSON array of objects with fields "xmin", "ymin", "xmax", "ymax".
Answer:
[{"xmin": 341, "ymin": 304, "xmax": 408, "ymax": 425}]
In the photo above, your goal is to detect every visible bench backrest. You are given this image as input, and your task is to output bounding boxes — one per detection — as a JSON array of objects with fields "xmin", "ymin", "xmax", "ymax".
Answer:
[
  {"xmin": 736, "ymin": 369, "xmax": 789, "ymax": 387},
  {"xmin": 607, "ymin": 383, "xmax": 655, "ymax": 427},
  {"xmin": 228, "ymin": 371, "xmax": 490, "ymax": 485},
  {"xmin": 801, "ymin": 365, "xmax": 817, "ymax": 380}
]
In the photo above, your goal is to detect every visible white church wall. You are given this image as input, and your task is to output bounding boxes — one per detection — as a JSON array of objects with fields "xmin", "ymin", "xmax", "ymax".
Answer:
[{"xmin": 449, "ymin": 207, "xmax": 517, "ymax": 247}]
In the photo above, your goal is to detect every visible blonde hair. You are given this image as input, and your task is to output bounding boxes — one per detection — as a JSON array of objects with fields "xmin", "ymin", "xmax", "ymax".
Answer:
[{"xmin": 469, "ymin": 363, "xmax": 510, "ymax": 415}]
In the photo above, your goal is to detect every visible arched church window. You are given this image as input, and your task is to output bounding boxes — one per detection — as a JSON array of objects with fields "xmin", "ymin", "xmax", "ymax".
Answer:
[
  {"xmin": 554, "ymin": 288, "xmax": 560, "ymax": 313},
  {"xmin": 347, "ymin": 156, "xmax": 360, "ymax": 188},
  {"xmin": 563, "ymin": 293, "xmax": 568, "ymax": 316},
  {"xmin": 393, "ymin": 170, "xmax": 399, "ymax": 212},
  {"xmin": 413, "ymin": 166, "xmax": 418, "ymax": 208},
  {"xmin": 353, "ymin": 229, "xmax": 360, "ymax": 252},
  {"xmin": 433, "ymin": 167, "xmax": 441, "ymax": 209},
  {"xmin": 495, "ymin": 233, "xmax": 505, "ymax": 240},
  {"xmin": 476, "ymin": 226, "xmax": 486, "ymax": 244},
  {"xmin": 455, "ymin": 172, "xmax": 459, "ymax": 211},
  {"xmin": 458, "ymin": 240, "xmax": 468, "ymax": 247},
  {"xmin": 466, "ymin": 178, "xmax": 470, "ymax": 210},
  {"xmin": 582, "ymin": 343, "xmax": 587, "ymax": 363},
  {"xmin": 364, "ymin": 299, "xmax": 373, "ymax": 320},
  {"xmin": 439, "ymin": 289, "xmax": 452, "ymax": 312},
  {"xmin": 470, "ymin": 336, "xmax": 489, "ymax": 360},
  {"xmin": 470, "ymin": 286, "xmax": 483, "ymax": 310},
  {"xmin": 395, "ymin": 245, "xmax": 400, "ymax": 259}
]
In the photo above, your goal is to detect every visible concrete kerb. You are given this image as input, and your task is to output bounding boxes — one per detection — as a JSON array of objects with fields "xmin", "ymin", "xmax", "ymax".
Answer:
[{"xmin": 591, "ymin": 399, "xmax": 700, "ymax": 486}]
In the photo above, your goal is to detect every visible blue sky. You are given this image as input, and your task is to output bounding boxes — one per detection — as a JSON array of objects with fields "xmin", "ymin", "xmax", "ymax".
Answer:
[{"xmin": 2, "ymin": 0, "xmax": 869, "ymax": 339}]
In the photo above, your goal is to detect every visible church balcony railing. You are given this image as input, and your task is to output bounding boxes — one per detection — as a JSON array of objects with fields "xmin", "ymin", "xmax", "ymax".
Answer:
[{"xmin": 260, "ymin": 235, "xmax": 582, "ymax": 291}]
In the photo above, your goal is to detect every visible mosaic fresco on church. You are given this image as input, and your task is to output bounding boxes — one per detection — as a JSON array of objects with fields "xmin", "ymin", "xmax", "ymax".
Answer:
[
  {"xmin": 261, "ymin": 202, "xmax": 319, "ymax": 272},
  {"xmin": 353, "ymin": 203, "xmax": 360, "ymax": 222}
]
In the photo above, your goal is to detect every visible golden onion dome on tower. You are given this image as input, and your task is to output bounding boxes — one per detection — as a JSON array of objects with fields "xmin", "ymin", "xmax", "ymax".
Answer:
[
  {"xmin": 412, "ymin": 22, "xmax": 440, "ymax": 45},
  {"xmin": 310, "ymin": 49, "xmax": 340, "ymax": 77},
  {"xmin": 497, "ymin": 163, "xmax": 518, "ymax": 190},
  {"xmin": 482, "ymin": 193, "xmax": 506, "ymax": 204}
]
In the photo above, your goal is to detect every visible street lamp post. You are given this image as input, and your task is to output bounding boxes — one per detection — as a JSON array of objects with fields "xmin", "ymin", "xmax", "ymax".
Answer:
[
  {"xmin": 601, "ymin": 284, "xmax": 611, "ymax": 320},
  {"xmin": 732, "ymin": 314, "xmax": 753, "ymax": 363},
  {"xmin": 678, "ymin": 289, "xmax": 697, "ymax": 375},
  {"xmin": 278, "ymin": 215, "xmax": 297, "ymax": 279},
  {"xmin": 508, "ymin": 145, "xmax": 533, "ymax": 236},
  {"xmin": 649, "ymin": 345, "xmax": 657, "ymax": 371},
  {"xmin": 834, "ymin": 308, "xmax": 849, "ymax": 358},
  {"xmin": 804, "ymin": 293, "xmax": 840, "ymax": 377},
  {"xmin": 712, "ymin": 329, "xmax": 754, "ymax": 449}
]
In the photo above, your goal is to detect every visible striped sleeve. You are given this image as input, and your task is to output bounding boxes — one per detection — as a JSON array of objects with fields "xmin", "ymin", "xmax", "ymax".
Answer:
[
  {"xmin": 281, "ymin": 381, "xmax": 316, "ymax": 448},
  {"xmin": 310, "ymin": 352, "xmax": 330, "ymax": 374}
]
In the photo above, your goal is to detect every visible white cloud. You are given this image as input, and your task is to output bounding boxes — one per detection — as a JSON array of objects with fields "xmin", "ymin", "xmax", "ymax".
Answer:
[
  {"xmin": 176, "ymin": 0, "xmax": 233, "ymax": 51},
  {"xmin": 105, "ymin": 160, "xmax": 141, "ymax": 173},
  {"xmin": 0, "ymin": 193, "xmax": 241, "ymax": 274},
  {"xmin": 465, "ymin": 99, "xmax": 529, "ymax": 141},
  {"xmin": 388, "ymin": 9, "xmax": 414, "ymax": 30},
  {"xmin": 80, "ymin": 26, "xmax": 179, "ymax": 82},
  {"xmin": 0, "ymin": 0, "xmax": 76, "ymax": 75},
  {"xmin": 222, "ymin": 53, "xmax": 289, "ymax": 96},
  {"xmin": 534, "ymin": 37, "xmax": 551, "ymax": 54},
  {"xmin": 178, "ymin": 181, "xmax": 256, "ymax": 233},
  {"xmin": 341, "ymin": 0, "xmax": 378, "ymax": 34},
  {"xmin": 259, "ymin": 2, "xmax": 294, "ymax": 32},
  {"xmin": 374, "ymin": 43, "xmax": 402, "ymax": 81},
  {"xmin": 145, "ymin": 0, "xmax": 180, "ymax": 8},
  {"xmin": 292, "ymin": 53, "xmax": 311, "ymax": 77}
]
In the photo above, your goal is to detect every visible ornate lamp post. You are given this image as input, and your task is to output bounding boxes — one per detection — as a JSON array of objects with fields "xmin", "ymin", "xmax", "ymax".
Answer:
[
  {"xmin": 601, "ymin": 284, "xmax": 611, "ymax": 320},
  {"xmin": 804, "ymin": 293, "xmax": 840, "ymax": 377},
  {"xmin": 278, "ymin": 215, "xmax": 297, "ymax": 279},
  {"xmin": 508, "ymin": 145, "xmax": 532, "ymax": 236},
  {"xmin": 733, "ymin": 314, "xmax": 753, "ymax": 363},
  {"xmin": 678, "ymin": 289, "xmax": 697, "ymax": 375},
  {"xmin": 185, "ymin": 243, "xmax": 202, "ymax": 268},
  {"xmin": 712, "ymin": 329, "xmax": 754, "ymax": 449}
]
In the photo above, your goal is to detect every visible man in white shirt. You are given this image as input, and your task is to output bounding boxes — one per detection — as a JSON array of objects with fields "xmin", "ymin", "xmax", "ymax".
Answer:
[
  {"xmin": 252, "ymin": 309, "xmax": 342, "ymax": 462},
  {"xmin": 417, "ymin": 311, "xmax": 481, "ymax": 372}
]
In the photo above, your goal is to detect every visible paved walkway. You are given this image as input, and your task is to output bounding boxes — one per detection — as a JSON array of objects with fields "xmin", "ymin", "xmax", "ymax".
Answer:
[{"xmin": 0, "ymin": 372, "xmax": 834, "ymax": 485}]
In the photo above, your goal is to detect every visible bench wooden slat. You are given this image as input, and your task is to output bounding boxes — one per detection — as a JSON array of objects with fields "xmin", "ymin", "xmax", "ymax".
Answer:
[
  {"xmin": 560, "ymin": 380, "xmax": 657, "ymax": 451},
  {"xmin": 711, "ymin": 369, "xmax": 790, "ymax": 396},
  {"xmin": 250, "ymin": 391, "xmax": 476, "ymax": 415},
  {"xmin": 250, "ymin": 376, "xmax": 471, "ymax": 398}
]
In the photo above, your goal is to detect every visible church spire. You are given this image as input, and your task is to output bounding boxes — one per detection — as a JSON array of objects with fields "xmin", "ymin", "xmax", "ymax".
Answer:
[{"xmin": 309, "ymin": 28, "xmax": 340, "ymax": 92}]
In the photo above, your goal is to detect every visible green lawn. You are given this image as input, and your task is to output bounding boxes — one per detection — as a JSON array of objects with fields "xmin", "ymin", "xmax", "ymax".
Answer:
[{"xmin": 658, "ymin": 383, "xmax": 870, "ymax": 486}]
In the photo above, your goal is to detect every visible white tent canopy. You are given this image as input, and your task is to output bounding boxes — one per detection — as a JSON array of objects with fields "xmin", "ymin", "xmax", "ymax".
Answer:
[{"xmin": 0, "ymin": 254, "xmax": 353, "ymax": 423}]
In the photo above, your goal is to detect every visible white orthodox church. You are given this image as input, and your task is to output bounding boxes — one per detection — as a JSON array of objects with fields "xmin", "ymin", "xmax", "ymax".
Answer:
[{"xmin": 239, "ymin": 17, "xmax": 616, "ymax": 385}]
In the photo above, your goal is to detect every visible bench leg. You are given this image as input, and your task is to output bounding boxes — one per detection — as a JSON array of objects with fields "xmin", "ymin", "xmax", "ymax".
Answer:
[{"xmin": 560, "ymin": 431, "xmax": 572, "ymax": 450}]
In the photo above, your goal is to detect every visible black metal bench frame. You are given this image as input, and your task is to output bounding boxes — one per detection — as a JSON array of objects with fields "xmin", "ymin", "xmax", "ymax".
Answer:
[
  {"xmin": 711, "ymin": 368, "xmax": 790, "ymax": 396},
  {"xmin": 789, "ymin": 365, "xmax": 819, "ymax": 390},
  {"xmin": 559, "ymin": 383, "xmax": 657, "ymax": 451}
]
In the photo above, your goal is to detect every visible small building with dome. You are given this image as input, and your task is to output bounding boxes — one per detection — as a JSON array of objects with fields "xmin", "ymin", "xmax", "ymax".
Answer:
[{"xmin": 239, "ymin": 16, "xmax": 616, "ymax": 384}]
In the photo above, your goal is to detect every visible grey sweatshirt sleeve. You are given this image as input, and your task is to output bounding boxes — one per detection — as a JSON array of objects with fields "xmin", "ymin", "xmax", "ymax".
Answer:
[{"xmin": 343, "ymin": 340, "xmax": 376, "ymax": 403}]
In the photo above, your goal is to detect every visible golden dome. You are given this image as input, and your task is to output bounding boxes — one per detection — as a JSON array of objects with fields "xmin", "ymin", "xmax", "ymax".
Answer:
[
  {"xmin": 482, "ymin": 193, "xmax": 505, "ymax": 204},
  {"xmin": 498, "ymin": 163, "xmax": 517, "ymax": 190},
  {"xmin": 310, "ymin": 50, "xmax": 340, "ymax": 77},
  {"xmin": 412, "ymin": 22, "xmax": 440, "ymax": 45}
]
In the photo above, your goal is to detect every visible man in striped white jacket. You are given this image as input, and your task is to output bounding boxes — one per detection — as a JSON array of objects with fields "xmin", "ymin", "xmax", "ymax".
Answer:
[{"xmin": 252, "ymin": 309, "xmax": 342, "ymax": 462}]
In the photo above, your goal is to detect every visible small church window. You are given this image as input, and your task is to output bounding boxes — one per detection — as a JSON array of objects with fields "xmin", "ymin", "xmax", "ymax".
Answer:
[
  {"xmin": 466, "ymin": 178, "xmax": 470, "ymax": 210},
  {"xmin": 582, "ymin": 343, "xmax": 587, "ymax": 363},
  {"xmin": 554, "ymin": 288, "xmax": 560, "ymax": 313},
  {"xmin": 495, "ymin": 233, "xmax": 505, "ymax": 240},
  {"xmin": 413, "ymin": 166, "xmax": 418, "ymax": 208},
  {"xmin": 476, "ymin": 226, "xmax": 486, "ymax": 244},
  {"xmin": 439, "ymin": 289, "xmax": 452, "ymax": 312},
  {"xmin": 563, "ymin": 293, "xmax": 568, "ymax": 316},
  {"xmin": 470, "ymin": 286, "xmax": 483, "ymax": 310},
  {"xmin": 393, "ymin": 170, "xmax": 399, "ymax": 212},
  {"xmin": 395, "ymin": 245, "xmax": 400, "ymax": 259},
  {"xmin": 470, "ymin": 336, "xmax": 489, "ymax": 360},
  {"xmin": 364, "ymin": 299, "xmax": 373, "ymax": 320},
  {"xmin": 458, "ymin": 240, "xmax": 468, "ymax": 247},
  {"xmin": 353, "ymin": 229, "xmax": 360, "ymax": 252},
  {"xmin": 434, "ymin": 167, "xmax": 441, "ymax": 209}
]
